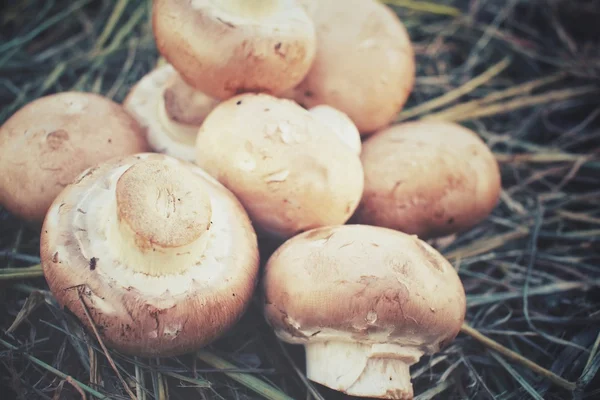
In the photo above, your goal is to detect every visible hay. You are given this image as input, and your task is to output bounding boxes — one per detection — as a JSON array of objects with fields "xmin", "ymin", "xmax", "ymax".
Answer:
[{"xmin": 1, "ymin": 0, "xmax": 599, "ymax": 399}]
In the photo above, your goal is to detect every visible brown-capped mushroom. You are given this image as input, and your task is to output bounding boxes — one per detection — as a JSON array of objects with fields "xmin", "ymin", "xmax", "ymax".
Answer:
[
  {"xmin": 262, "ymin": 224, "xmax": 466, "ymax": 399},
  {"xmin": 354, "ymin": 121, "xmax": 502, "ymax": 239},
  {"xmin": 40, "ymin": 153, "xmax": 260, "ymax": 357},
  {"xmin": 286, "ymin": 0, "xmax": 416, "ymax": 134},
  {"xmin": 152, "ymin": 0, "xmax": 317, "ymax": 99},
  {"xmin": 124, "ymin": 63, "xmax": 219, "ymax": 162},
  {"xmin": 195, "ymin": 93, "xmax": 364, "ymax": 238},
  {"xmin": 0, "ymin": 92, "xmax": 149, "ymax": 222}
]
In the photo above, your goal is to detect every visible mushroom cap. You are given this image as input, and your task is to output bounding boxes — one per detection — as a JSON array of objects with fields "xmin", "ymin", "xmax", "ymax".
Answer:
[
  {"xmin": 354, "ymin": 121, "xmax": 502, "ymax": 239},
  {"xmin": 0, "ymin": 92, "xmax": 149, "ymax": 222},
  {"xmin": 308, "ymin": 105, "xmax": 361, "ymax": 154},
  {"xmin": 195, "ymin": 93, "xmax": 364, "ymax": 238},
  {"xmin": 152, "ymin": 0, "xmax": 317, "ymax": 99},
  {"xmin": 40, "ymin": 153, "xmax": 260, "ymax": 357},
  {"xmin": 287, "ymin": 0, "xmax": 415, "ymax": 134},
  {"xmin": 262, "ymin": 224, "xmax": 466, "ymax": 353},
  {"xmin": 124, "ymin": 64, "xmax": 219, "ymax": 162}
]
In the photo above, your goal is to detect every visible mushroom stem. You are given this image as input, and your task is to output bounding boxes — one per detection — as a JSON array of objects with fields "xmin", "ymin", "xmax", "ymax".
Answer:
[
  {"xmin": 304, "ymin": 341, "xmax": 422, "ymax": 399},
  {"xmin": 156, "ymin": 74, "xmax": 217, "ymax": 146},
  {"xmin": 211, "ymin": 0, "xmax": 281, "ymax": 18},
  {"xmin": 162, "ymin": 74, "xmax": 218, "ymax": 127},
  {"xmin": 109, "ymin": 159, "xmax": 213, "ymax": 276},
  {"xmin": 156, "ymin": 92, "xmax": 204, "ymax": 147}
]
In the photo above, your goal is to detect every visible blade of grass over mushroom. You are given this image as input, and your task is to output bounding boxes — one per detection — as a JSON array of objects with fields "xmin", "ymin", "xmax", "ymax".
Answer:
[
  {"xmin": 396, "ymin": 56, "xmax": 511, "ymax": 121},
  {"xmin": 77, "ymin": 290, "xmax": 137, "ymax": 400},
  {"xmin": 196, "ymin": 351, "xmax": 294, "ymax": 400},
  {"xmin": 380, "ymin": 0, "xmax": 462, "ymax": 16}
]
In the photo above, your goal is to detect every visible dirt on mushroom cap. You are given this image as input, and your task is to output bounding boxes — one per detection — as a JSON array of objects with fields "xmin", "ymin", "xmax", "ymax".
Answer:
[{"xmin": 0, "ymin": 92, "xmax": 149, "ymax": 222}]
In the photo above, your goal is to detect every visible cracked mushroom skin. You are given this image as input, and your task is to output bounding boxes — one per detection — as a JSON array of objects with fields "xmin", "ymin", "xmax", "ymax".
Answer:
[
  {"xmin": 40, "ymin": 153, "xmax": 260, "ymax": 357},
  {"xmin": 124, "ymin": 64, "xmax": 219, "ymax": 162},
  {"xmin": 262, "ymin": 225, "xmax": 466, "ymax": 399},
  {"xmin": 0, "ymin": 92, "xmax": 149, "ymax": 222},
  {"xmin": 152, "ymin": 0, "xmax": 317, "ymax": 99},
  {"xmin": 195, "ymin": 93, "xmax": 364, "ymax": 239},
  {"xmin": 354, "ymin": 121, "xmax": 502, "ymax": 239},
  {"xmin": 286, "ymin": 0, "xmax": 415, "ymax": 134}
]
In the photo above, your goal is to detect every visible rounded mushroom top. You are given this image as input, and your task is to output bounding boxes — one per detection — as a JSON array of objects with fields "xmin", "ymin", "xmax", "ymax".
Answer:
[
  {"xmin": 195, "ymin": 93, "xmax": 364, "ymax": 238},
  {"xmin": 355, "ymin": 120, "xmax": 501, "ymax": 238},
  {"xmin": 152, "ymin": 0, "xmax": 317, "ymax": 99},
  {"xmin": 41, "ymin": 153, "xmax": 260, "ymax": 357},
  {"xmin": 124, "ymin": 64, "xmax": 219, "ymax": 162},
  {"xmin": 262, "ymin": 225, "xmax": 466, "ymax": 354},
  {"xmin": 0, "ymin": 92, "xmax": 148, "ymax": 222},
  {"xmin": 287, "ymin": 0, "xmax": 415, "ymax": 134}
]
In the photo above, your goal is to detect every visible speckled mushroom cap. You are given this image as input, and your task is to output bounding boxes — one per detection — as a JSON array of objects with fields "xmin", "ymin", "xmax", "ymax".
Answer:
[
  {"xmin": 40, "ymin": 153, "xmax": 260, "ymax": 357},
  {"xmin": 262, "ymin": 224, "xmax": 466, "ymax": 399},
  {"xmin": 354, "ymin": 121, "xmax": 502, "ymax": 239},
  {"xmin": 0, "ymin": 92, "xmax": 149, "ymax": 222},
  {"xmin": 152, "ymin": 0, "xmax": 317, "ymax": 99},
  {"xmin": 124, "ymin": 64, "xmax": 219, "ymax": 162},
  {"xmin": 195, "ymin": 93, "xmax": 364, "ymax": 239},
  {"xmin": 286, "ymin": 0, "xmax": 415, "ymax": 134}
]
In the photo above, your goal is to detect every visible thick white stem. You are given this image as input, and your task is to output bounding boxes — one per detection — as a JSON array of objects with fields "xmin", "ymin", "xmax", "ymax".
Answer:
[
  {"xmin": 106, "ymin": 160, "xmax": 212, "ymax": 277},
  {"xmin": 309, "ymin": 105, "xmax": 362, "ymax": 155},
  {"xmin": 156, "ymin": 91, "xmax": 204, "ymax": 147},
  {"xmin": 304, "ymin": 341, "xmax": 422, "ymax": 399}
]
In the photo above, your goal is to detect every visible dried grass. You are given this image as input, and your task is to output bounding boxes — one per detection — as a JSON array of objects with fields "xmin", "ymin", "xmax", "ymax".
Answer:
[{"xmin": 1, "ymin": 0, "xmax": 600, "ymax": 399}]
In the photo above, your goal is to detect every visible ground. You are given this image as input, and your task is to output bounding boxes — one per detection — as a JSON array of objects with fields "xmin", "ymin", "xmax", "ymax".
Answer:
[{"xmin": 1, "ymin": 0, "xmax": 599, "ymax": 399}]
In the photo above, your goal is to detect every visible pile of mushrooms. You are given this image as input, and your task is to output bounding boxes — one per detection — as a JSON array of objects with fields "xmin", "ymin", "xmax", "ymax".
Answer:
[{"xmin": 0, "ymin": 0, "xmax": 506, "ymax": 398}]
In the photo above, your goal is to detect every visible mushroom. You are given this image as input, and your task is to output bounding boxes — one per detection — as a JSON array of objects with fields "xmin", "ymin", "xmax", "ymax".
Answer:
[
  {"xmin": 308, "ymin": 105, "xmax": 361, "ymax": 155},
  {"xmin": 0, "ymin": 92, "xmax": 149, "ymax": 223},
  {"xmin": 152, "ymin": 0, "xmax": 317, "ymax": 99},
  {"xmin": 354, "ymin": 121, "xmax": 502, "ymax": 239},
  {"xmin": 124, "ymin": 63, "xmax": 219, "ymax": 162},
  {"xmin": 262, "ymin": 224, "xmax": 466, "ymax": 399},
  {"xmin": 195, "ymin": 93, "xmax": 364, "ymax": 239},
  {"xmin": 40, "ymin": 153, "xmax": 260, "ymax": 357},
  {"xmin": 286, "ymin": 0, "xmax": 416, "ymax": 134}
]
